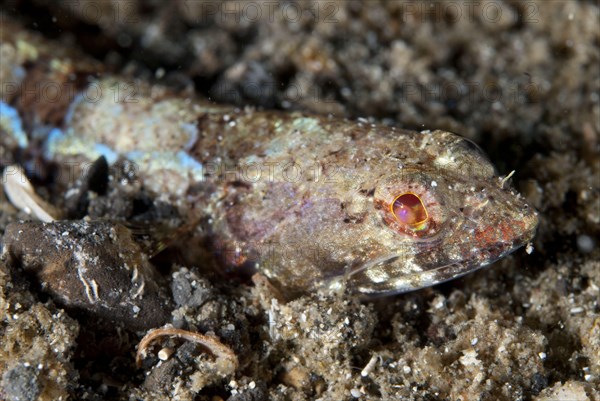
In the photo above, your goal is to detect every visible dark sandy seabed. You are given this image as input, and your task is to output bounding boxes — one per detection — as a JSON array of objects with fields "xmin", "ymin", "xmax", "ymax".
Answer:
[{"xmin": 0, "ymin": 1, "xmax": 599, "ymax": 400}]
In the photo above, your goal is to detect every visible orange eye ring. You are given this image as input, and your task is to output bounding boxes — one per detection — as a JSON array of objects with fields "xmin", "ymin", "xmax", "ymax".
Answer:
[{"xmin": 390, "ymin": 192, "xmax": 429, "ymax": 231}]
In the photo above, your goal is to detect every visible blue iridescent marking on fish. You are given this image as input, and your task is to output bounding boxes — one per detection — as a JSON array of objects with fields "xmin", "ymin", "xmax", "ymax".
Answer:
[
  {"xmin": 176, "ymin": 151, "xmax": 203, "ymax": 172},
  {"xmin": 45, "ymin": 127, "xmax": 66, "ymax": 158},
  {"xmin": 124, "ymin": 150, "xmax": 204, "ymax": 181},
  {"xmin": 94, "ymin": 144, "xmax": 119, "ymax": 164},
  {"xmin": 0, "ymin": 101, "xmax": 28, "ymax": 147},
  {"xmin": 64, "ymin": 94, "xmax": 85, "ymax": 125}
]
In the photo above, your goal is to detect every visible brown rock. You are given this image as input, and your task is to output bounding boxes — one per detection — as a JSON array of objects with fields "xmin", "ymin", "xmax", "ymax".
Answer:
[{"xmin": 2, "ymin": 220, "xmax": 172, "ymax": 331}]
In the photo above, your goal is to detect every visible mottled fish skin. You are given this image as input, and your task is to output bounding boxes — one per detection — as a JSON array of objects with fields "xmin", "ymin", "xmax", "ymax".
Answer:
[{"xmin": 0, "ymin": 20, "xmax": 538, "ymax": 297}]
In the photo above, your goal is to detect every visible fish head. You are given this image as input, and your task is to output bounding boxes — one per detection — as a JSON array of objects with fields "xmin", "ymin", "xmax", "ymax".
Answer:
[{"xmin": 336, "ymin": 130, "xmax": 539, "ymax": 295}]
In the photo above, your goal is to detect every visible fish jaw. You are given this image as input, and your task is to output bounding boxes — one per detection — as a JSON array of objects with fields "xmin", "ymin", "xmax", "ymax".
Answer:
[{"xmin": 336, "ymin": 211, "xmax": 539, "ymax": 296}]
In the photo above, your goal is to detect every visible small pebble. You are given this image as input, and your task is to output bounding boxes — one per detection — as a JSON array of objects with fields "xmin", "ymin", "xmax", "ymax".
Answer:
[
  {"xmin": 525, "ymin": 243, "xmax": 534, "ymax": 254},
  {"xmin": 576, "ymin": 235, "xmax": 595, "ymax": 253},
  {"xmin": 570, "ymin": 306, "xmax": 584, "ymax": 315},
  {"xmin": 158, "ymin": 347, "xmax": 174, "ymax": 361}
]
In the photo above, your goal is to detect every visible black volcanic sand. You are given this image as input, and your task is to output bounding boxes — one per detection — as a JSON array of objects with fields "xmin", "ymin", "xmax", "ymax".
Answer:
[{"xmin": 0, "ymin": 1, "xmax": 598, "ymax": 400}]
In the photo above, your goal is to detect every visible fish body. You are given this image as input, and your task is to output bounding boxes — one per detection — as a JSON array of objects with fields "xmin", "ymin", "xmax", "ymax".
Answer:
[{"xmin": 1, "ymin": 21, "xmax": 538, "ymax": 297}]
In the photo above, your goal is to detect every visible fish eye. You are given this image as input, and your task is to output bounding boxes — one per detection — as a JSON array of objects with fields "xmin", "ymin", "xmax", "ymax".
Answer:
[
  {"xmin": 375, "ymin": 169, "xmax": 446, "ymax": 239},
  {"xmin": 390, "ymin": 192, "xmax": 429, "ymax": 231}
]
